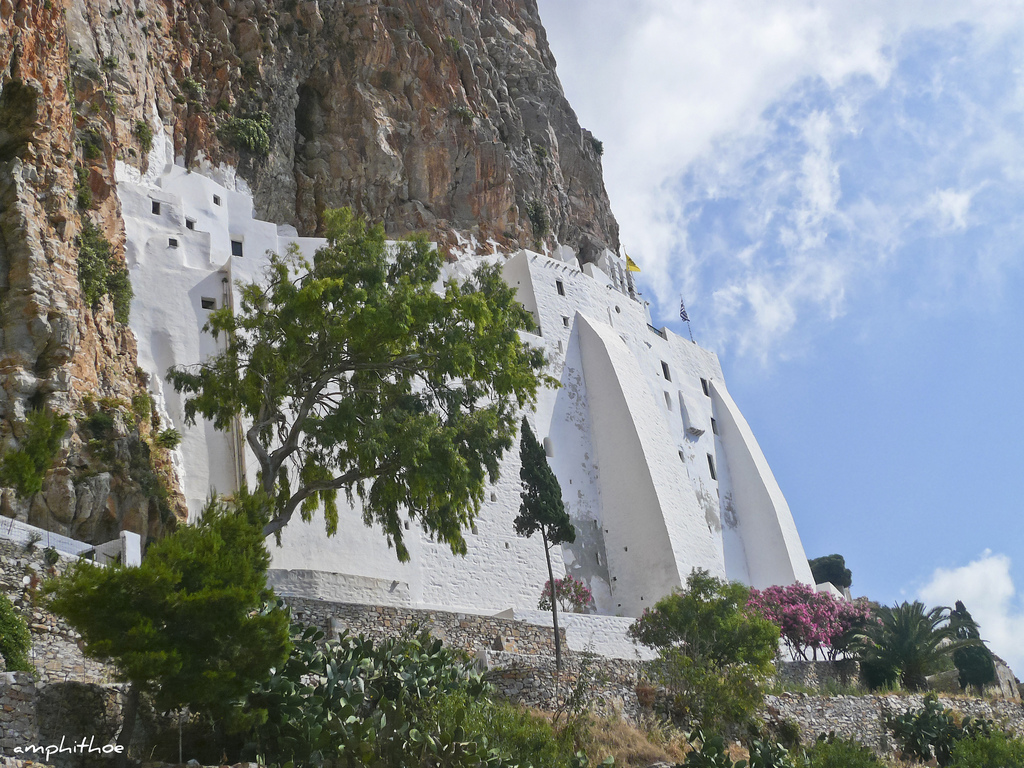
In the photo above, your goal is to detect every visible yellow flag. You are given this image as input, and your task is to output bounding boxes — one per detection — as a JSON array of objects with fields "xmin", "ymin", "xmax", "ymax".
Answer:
[{"xmin": 625, "ymin": 254, "xmax": 641, "ymax": 272}]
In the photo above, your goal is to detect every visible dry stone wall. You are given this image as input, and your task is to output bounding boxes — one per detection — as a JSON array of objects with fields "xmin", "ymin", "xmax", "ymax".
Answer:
[
  {"xmin": 481, "ymin": 650, "xmax": 642, "ymax": 721},
  {"xmin": 0, "ymin": 537, "xmax": 112, "ymax": 685},
  {"xmin": 284, "ymin": 596, "xmax": 567, "ymax": 656},
  {"xmin": 0, "ymin": 674, "xmax": 36, "ymax": 756},
  {"xmin": 773, "ymin": 660, "xmax": 860, "ymax": 691},
  {"xmin": 764, "ymin": 692, "xmax": 1024, "ymax": 754}
]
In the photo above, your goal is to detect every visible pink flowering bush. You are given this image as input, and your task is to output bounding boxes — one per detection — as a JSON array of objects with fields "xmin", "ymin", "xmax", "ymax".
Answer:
[
  {"xmin": 537, "ymin": 574, "xmax": 594, "ymax": 613},
  {"xmin": 747, "ymin": 583, "xmax": 873, "ymax": 660}
]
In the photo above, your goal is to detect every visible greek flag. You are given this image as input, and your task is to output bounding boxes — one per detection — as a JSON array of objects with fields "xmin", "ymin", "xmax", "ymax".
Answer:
[{"xmin": 680, "ymin": 298, "xmax": 689, "ymax": 323}]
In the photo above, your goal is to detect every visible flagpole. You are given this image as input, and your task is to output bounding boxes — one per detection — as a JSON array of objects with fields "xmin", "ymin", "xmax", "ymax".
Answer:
[{"xmin": 680, "ymin": 295, "xmax": 694, "ymax": 344}]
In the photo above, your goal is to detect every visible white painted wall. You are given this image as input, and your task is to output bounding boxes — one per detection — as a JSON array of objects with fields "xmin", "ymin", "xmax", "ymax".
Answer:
[{"xmin": 118, "ymin": 164, "xmax": 815, "ymax": 619}]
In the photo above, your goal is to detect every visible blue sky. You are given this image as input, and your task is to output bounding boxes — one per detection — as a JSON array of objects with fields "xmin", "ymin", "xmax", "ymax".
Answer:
[{"xmin": 537, "ymin": 0, "xmax": 1024, "ymax": 670}]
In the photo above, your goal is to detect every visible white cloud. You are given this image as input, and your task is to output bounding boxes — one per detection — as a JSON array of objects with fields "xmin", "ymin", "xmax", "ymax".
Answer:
[
  {"xmin": 927, "ymin": 188, "xmax": 974, "ymax": 232},
  {"xmin": 538, "ymin": 1, "xmax": 1024, "ymax": 361},
  {"xmin": 919, "ymin": 551, "xmax": 1024, "ymax": 676}
]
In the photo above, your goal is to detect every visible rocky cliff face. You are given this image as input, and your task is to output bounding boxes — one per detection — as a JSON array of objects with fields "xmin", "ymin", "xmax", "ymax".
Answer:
[
  {"xmin": 0, "ymin": 0, "xmax": 619, "ymax": 544},
  {"xmin": 177, "ymin": 0, "xmax": 619, "ymax": 256}
]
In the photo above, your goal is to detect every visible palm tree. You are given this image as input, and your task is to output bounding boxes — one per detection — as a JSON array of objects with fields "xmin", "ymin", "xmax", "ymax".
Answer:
[{"xmin": 857, "ymin": 601, "xmax": 980, "ymax": 691}]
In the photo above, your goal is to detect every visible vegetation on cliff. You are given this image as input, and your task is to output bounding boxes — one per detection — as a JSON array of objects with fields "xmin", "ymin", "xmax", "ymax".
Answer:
[{"xmin": 0, "ymin": 409, "xmax": 70, "ymax": 499}]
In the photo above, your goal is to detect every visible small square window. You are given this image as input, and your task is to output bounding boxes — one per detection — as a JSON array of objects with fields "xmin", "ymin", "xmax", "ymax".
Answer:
[
  {"xmin": 711, "ymin": 418, "xmax": 718, "ymax": 435},
  {"xmin": 213, "ymin": 195, "xmax": 222, "ymax": 206},
  {"xmin": 707, "ymin": 453, "xmax": 717, "ymax": 480},
  {"xmin": 562, "ymin": 316, "xmax": 570, "ymax": 327},
  {"xmin": 231, "ymin": 239, "xmax": 243, "ymax": 257},
  {"xmin": 168, "ymin": 237, "xmax": 178, "ymax": 248},
  {"xmin": 701, "ymin": 378, "xmax": 710, "ymax": 396},
  {"xmin": 678, "ymin": 450, "xmax": 685, "ymax": 462},
  {"xmin": 201, "ymin": 297, "xmax": 216, "ymax": 310},
  {"xmin": 185, "ymin": 218, "xmax": 195, "ymax": 230},
  {"xmin": 151, "ymin": 201, "xmax": 161, "ymax": 215},
  {"xmin": 664, "ymin": 391, "xmax": 672, "ymax": 410},
  {"xmin": 556, "ymin": 280, "xmax": 565, "ymax": 296},
  {"xmin": 661, "ymin": 361, "xmax": 671, "ymax": 381}
]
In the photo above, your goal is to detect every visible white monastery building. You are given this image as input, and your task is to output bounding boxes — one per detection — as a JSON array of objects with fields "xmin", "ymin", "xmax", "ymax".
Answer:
[{"xmin": 118, "ymin": 157, "xmax": 819, "ymax": 620}]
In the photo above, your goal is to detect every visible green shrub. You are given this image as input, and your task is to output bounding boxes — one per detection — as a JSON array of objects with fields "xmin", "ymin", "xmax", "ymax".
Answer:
[
  {"xmin": 801, "ymin": 734, "xmax": 880, "ymax": 767},
  {"xmin": 526, "ymin": 199, "xmax": 550, "ymax": 240},
  {"xmin": 885, "ymin": 694, "xmax": 995, "ymax": 767},
  {"xmin": 0, "ymin": 410, "xmax": 70, "ymax": 498},
  {"xmin": 683, "ymin": 728, "xmax": 743, "ymax": 768},
  {"xmin": 81, "ymin": 411, "xmax": 114, "ymax": 440},
  {"xmin": 948, "ymin": 731, "xmax": 1024, "ymax": 768},
  {"xmin": 180, "ymin": 76, "xmax": 205, "ymax": 101},
  {"xmin": 746, "ymin": 737, "xmax": 794, "ymax": 768},
  {"xmin": 630, "ymin": 569, "xmax": 779, "ymax": 733},
  {"xmin": 101, "ymin": 55, "xmax": 118, "ymax": 71},
  {"xmin": 428, "ymin": 691, "xmax": 579, "ymax": 767},
  {"xmin": 81, "ymin": 129, "xmax": 103, "ymax": 160},
  {"xmin": 134, "ymin": 119, "xmax": 153, "ymax": 152},
  {"xmin": 77, "ymin": 221, "xmax": 133, "ymax": 323},
  {"xmin": 588, "ymin": 136, "xmax": 604, "ymax": 156},
  {"xmin": 445, "ymin": 35, "xmax": 461, "ymax": 55},
  {"xmin": 74, "ymin": 165, "xmax": 92, "ymax": 209},
  {"xmin": 131, "ymin": 392, "xmax": 151, "ymax": 420},
  {"xmin": 155, "ymin": 428, "xmax": 182, "ymax": 450},
  {"xmin": 220, "ymin": 112, "xmax": 271, "ymax": 156},
  {"xmin": 0, "ymin": 594, "xmax": 32, "ymax": 672},
  {"xmin": 251, "ymin": 627, "xmax": 509, "ymax": 767},
  {"xmin": 42, "ymin": 547, "xmax": 60, "ymax": 568},
  {"xmin": 450, "ymin": 105, "xmax": 474, "ymax": 125}
]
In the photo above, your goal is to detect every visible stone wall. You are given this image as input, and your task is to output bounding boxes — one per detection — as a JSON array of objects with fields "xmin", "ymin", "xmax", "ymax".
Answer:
[
  {"xmin": 480, "ymin": 650, "xmax": 643, "ymax": 722},
  {"xmin": 0, "ymin": 674, "xmax": 36, "ymax": 755},
  {"xmin": 764, "ymin": 692, "xmax": 1024, "ymax": 753},
  {"xmin": 284, "ymin": 596, "xmax": 568, "ymax": 657},
  {"xmin": 0, "ymin": 674, "xmax": 125, "ymax": 764},
  {"xmin": 0, "ymin": 537, "xmax": 113, "ymax": 685},
  {"xmin": 774, "ymin": 660, "xmax": 860, "ymax": 691}
]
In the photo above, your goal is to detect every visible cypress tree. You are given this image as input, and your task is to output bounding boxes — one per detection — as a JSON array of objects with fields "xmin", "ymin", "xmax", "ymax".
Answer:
[
  {"xmin": 950, "ymin": 600, "xmax": 996, "ymax": 695},
  {"xmin": 514, "ymin": 417, "xmax": 575, "ymax": 671}
]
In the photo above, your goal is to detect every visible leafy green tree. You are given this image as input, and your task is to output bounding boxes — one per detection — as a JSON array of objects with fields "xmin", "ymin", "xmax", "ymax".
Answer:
[
  {"xmin": 168, "ymin": 209, "xmax": 550, "ymax": 553},
  {"xmin": 0, "ymin": 593, "xmax": 32, "ymax": 672},
  {"xmin": 514, "ymin": 417, "xmax": 575, "ymax": 671},
  {"xmin": 629, "ymin": 569, "xmax": 779, "ymax": 732},
  {"xmin": 808, "ymin": 554, "xmax": 852, "ymax": 591},
  {"xmin": 857, "ymin": 601, "xmax": 978, "ymax": 691},
  {"xmin": 46, "ymin": 493, "xmax": 290, "ymax": 753},
  {"xmin": 0, "ymin": 409, "xmax": 70, "ymax": 497},
  {"xmin": 950, "ymin": 600, "xmax": 996, "ymax": 695}
]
